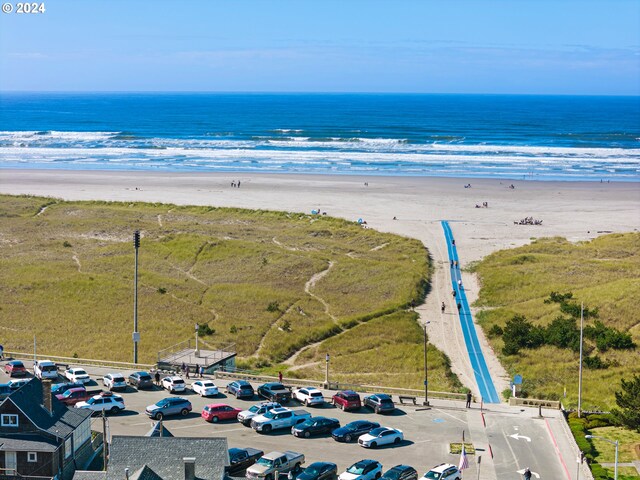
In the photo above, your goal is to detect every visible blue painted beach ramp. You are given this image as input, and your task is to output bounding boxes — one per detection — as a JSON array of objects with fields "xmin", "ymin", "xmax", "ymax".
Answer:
[{"xmin": 441, "ymin": 221, "xmax": 500, "ymax": 403}]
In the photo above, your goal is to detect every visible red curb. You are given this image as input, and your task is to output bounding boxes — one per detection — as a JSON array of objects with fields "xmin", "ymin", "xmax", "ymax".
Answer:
[{"xmin": 545, "ymin": 418, "xmax": 571, "ymax": 480}]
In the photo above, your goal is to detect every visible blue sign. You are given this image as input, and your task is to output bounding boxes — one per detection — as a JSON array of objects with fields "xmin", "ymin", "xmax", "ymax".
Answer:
[{"xmin": 513, "ymin": 374, "xmax": 523, "ymax": 385}]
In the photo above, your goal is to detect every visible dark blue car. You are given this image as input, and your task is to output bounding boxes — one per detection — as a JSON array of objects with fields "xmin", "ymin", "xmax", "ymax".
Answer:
[
  {"xmin": 226, "ymin": 380, "xmax": 255, "ymax": 399},
  {"xmin": 331, "ymin": 420, "xmax": 380, "ymax": 443}
]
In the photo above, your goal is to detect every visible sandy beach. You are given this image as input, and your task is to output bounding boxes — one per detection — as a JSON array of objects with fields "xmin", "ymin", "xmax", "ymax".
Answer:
[{"xmin": 2, "ymin": 168, "xmax": 639, "ymax": 397}]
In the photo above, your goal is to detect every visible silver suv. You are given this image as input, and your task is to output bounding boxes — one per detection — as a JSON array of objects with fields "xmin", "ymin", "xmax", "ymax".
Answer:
[
  {"xmin": 145, "ymin": 397, "xmax": 192, "ymax": 420},
  {"xmin": 237, "ymin": 402, "xmax": 281, "ymax": 426}
]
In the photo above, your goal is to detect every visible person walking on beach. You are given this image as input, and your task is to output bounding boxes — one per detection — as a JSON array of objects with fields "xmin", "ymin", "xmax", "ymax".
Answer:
[
  {"xmin": 441, "ymin": 302, "xmax": 446, "ymax": 314},
  {"xmin": 465, "ymin": 391, "xmax": 472, "ymax": 408},
  {"xmin": 458, "ymin": 279, "xmax": 462, "ymax": 288},
  {"xmin": 523, "ymin": 468, "xmax": 532, "ymax": 480},
  {"xmin": 457, "ymin": 302, "xmax": 462, "ymax": 312},
  {"xmin": 154, "ymin": 370, "xmax": 160, "ymax": 386}
]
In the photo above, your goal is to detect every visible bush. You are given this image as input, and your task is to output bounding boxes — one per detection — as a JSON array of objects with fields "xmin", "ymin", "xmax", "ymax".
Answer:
[
  {"xmin": 266, "ymin": 301, "xmax": 280, "ymax": 312},
  {"xmin": 63, "ymin": 241, "xmax": 72, "ymax": 248},
  {"xmin": 544, "ymin": 315, "xmax": 580, "ymax": 351},
  {"xmin": 502, "ymin": 315, "xmax": 545, "ymax": 355},
  {"xmin": 157, "ymin": 287, "xmax": 167, "ymax": 294},
  {"xmin": 230, "ymin": 325, "xmax": 238, "ymax": 334},
  {"xmin": 612, "ymin": 374, "xmax": 640, "ymax": 431},
  {"xmin": 585, "ymin": 413, "xmax": 615, "ymax": 429},
  {"xmin": 488, "ymin": 324, "xmax": 503, "ymax": 337},
  {"xmin": 584, "ymin": 355, "xmax": 608, "ymax": 370},
  {"xmin": 197, "ymin": 323, "xmax": 215, "ymax": 336}
]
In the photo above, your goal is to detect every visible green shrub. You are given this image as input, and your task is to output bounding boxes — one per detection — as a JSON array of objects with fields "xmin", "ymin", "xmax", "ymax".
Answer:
[
  {"xmin": 584, "ymin": 355, "xmax": 608, "ymax": 370},
  {"xmin": 488, "ymin": 324, "xmax": 503, "ymax": 337},
  {"xmin": 197, "ymin": 324, "xmax": 215, "ymax": 336},
  {"xmin": 585, "ymin": 413, "xmax": 615, "ymax": 429},
  {"xmin": 157, "ymin": 287, "xmax": 167, "ymax": 294},
  {"xmin": 266, "ymin": 301, "xmax": 280, "ymax": 312},
  {"xmin": 63, "ymin": 241, "xmax": 72, "ymax": 248}
]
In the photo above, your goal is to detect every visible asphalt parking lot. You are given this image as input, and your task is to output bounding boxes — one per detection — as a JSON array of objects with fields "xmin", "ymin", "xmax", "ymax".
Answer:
[{"xmin": 1, "ymin": 361, "xmax": 584, "ymax": 480}]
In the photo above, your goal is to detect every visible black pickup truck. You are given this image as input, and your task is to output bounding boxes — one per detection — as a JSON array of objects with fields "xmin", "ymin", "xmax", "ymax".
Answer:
[
  {"xmin": 226, "ymin": 448, "xmax": 264, "ymax": 476},
  {"xmin": 257, "ymin": 383, "xmax": 291, "ymax": 403}
]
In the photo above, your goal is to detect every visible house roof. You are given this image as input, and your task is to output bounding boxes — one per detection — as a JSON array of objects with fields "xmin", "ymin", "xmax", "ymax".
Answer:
[
  {"xmin": 105, "ymin": 436, "xmax": 229, "ymax": 480},
  {"xmin": 72, "ymin": 472, "xmax": 107, "ymax": 480},
  {"xmin": 130, "ymin": 465, "xmax": 164, "ymax": 480},
  {"xmin": 0, "ymin": 434, "xmax": 58, "ymax": 452},
  {"xmin": 4, "ymin": 377, "xmax": 93, "ymax": 439},
  {"xmin": 145, "ymin": 421, "xmax": 174, "ymax": 437}
]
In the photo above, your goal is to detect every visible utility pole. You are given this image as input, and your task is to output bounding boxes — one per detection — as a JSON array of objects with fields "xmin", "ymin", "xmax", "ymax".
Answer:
[
  {"xmin": 578, "ymin": 302, "xmax": 584, "ymax": 418},
  {"xmin": 133, "ymin": 230, "xmax": 141, "ymax": 364},
  {"xmin": 324, "ymin": 354, "xmax": 330, "ymax": 388},
  {"xmin": 423, "ymin": 322, "xmax": 430, "ymax": 406},
  {"xmin": 102, "ymin": 412, "xmax": 108, "ymax": 470}
]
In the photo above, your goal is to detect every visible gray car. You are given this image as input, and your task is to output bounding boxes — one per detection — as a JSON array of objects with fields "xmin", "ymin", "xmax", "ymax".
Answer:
[{"xmin": 145, "ymin": 397, "xmax": 192, "ymax": 420}]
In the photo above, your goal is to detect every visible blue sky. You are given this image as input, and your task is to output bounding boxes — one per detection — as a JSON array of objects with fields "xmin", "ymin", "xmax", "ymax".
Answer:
[{"xmin": 0, "ymin": 0, "xmax": 638, "ymax": 94}]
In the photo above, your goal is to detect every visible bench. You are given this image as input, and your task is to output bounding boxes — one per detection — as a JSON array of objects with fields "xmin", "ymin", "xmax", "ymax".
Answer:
[{"xmin": 398, "ymin": 395, "xmax": 417, "ymax": 405}]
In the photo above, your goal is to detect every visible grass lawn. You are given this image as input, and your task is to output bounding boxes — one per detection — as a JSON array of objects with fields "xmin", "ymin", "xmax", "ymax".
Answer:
[
  {"xmin": 0, "ymin": 194, "xmax": 455, "ymax": 390},
  {"xmin": 589, "ymin": 426, "xmax": 640, "ymax": 479},
  {"xmin": 471, "ymin": 233, "xmax": 640, "ymax": 409}
]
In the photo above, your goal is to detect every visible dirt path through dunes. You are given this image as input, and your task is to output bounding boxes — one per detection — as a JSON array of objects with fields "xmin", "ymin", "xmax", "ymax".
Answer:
[{"xmin": 304, "ymin": 261, "xmax": 339, "ymax": 325}]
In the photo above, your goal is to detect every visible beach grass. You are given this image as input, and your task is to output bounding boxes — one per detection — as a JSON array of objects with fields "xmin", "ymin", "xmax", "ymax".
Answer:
[
  {"xmin": 471, "ymin": 233, "xmax": 640, "ymax": 409},
  {"xmin": 0, "ymin": 194, "xmax": 439, "ymax": 389}
]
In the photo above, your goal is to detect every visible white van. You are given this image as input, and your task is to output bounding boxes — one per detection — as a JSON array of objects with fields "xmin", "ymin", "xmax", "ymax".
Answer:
[{"xmin": 34, "ymin": 360, "xmax": 59, "ymax": 380}]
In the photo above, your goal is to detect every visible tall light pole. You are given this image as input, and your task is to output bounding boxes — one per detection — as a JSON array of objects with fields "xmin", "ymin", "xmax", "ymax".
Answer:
[
  {"xmin": 423, "ymin": 321, "xmax": 431, "ymax": 406},
  {"xmin": 325, "ymin": 353, "xmax": 330, "ymax": 388},
  {"xmin": 133, "ymin": 230, "xmax": 140, "ymax": 364},
  {"xmin": 578, "ymin": 302, "xmax": 584, "ymax": 418},
  {"xmin": 586, "ymin": 435, "xmax": 618, "ymax": 480}
]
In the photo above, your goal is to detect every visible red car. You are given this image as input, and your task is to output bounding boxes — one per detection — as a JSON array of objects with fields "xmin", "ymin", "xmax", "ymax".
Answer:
[
  {"xmin": 201, "ymin": 403, "xmax": 242, "ymax": 423},
  {"xmin": 332, "ymin": 390, "xmax": 362, "ymax": 411},
  {"xmin": 5, "ymin": 360, "xmax": 27, "ymax": 377}
]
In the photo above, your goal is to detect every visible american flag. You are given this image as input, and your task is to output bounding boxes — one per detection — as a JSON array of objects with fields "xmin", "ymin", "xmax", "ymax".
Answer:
[{"xmin": 458, "ymin": 444, "xmax": 469, "ymax": 470}]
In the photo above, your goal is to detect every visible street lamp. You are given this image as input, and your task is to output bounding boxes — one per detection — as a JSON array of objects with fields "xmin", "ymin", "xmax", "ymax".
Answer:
[
  {"xmin": 132, "ymin": 230, "xmax": 141, "ymax": 364},
  {"xmin": 423, "ymin": 321, "xmax": 431, "ymax": 406},
  {"xmin": 585, "ymin": 435, "xmax": 618, "ymax": 480},
  {"xmin": 325, "ymin": 354, "xmax": 330, "ymax": 388}
]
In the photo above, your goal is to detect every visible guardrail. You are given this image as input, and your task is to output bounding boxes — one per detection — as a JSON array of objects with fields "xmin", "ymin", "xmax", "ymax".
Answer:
[
  {"xmin": 509, "ymin": 397, "xmax": 561, "ymax": 409},
  {"xmin": 214, "ymin": 371, "xmax": 467, "ymax": 401},
  {"xmin": 4, "ymin": 351, "xmax": 155, "ymax": 371}
]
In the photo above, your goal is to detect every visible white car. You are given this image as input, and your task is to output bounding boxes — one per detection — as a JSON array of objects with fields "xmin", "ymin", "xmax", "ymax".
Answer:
[
  {"xmin": 162, "ymin": 376, "xmax": 186, "ymax": 393},
  {"xmin": 421, "ymin": 463, "xmax": 461, "ymax": 480},
  {"xmin": 293, "ymin": 387, "xmax": 325, "ymax": 406},
  {"xmin": 358, "ymin": 427, "xmax": 404, "ymax": 448},
  {"xmin": 103, "ymin": 373, "xmax": 127, "ymax": 391},
  {"xmin": 339, "ymin": 460, "xmax": 383, "ymax": 480},
  {"xmin": 64, "ymin": 367, "xmax": 91, "ymax": 384},
  {"xmin": 191, "ymin": 380, "xmax": 219, "ymax": 397},
  {"xmin": 75, "ymin": 393, "xmax": 125, "ymax": 414},
  {"xmin": 34, "ymin": 360, "xmax": 59, "ymax": 380}
]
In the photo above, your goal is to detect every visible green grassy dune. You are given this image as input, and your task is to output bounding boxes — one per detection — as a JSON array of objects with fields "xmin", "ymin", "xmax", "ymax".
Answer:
[
  {"xmin": 0, "ymin": 195, "xmax": 462, "ymax": 392},
  {"xmin": 471, "ymin": 233, "xmax": 640, "ymax": 410}
]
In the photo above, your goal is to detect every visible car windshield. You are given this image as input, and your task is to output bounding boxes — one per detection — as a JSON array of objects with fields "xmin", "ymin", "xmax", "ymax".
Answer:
[
  {"xmin": 256, "ymin": 457, "xmax": 274, "ymax": 467},
  {"xmin": 203, "ymin": 382, "xmax": 215, "ymax": 387},
  {"xmin": 75, "ymin": 370, "xmax": 87, "ymax": 375},
  {"xmin": 240, "ymin": 385, "xmax": 252, "ymax": 390},
  {"xmin": 423, "ymin": 472, "xmax": 442, "ymax": 479},
  {"xmin": 310, "ymin": 392, "xmax": 323, "ymax": 397},
  {"xmin": 369, "ymin": 427, "xmax": 385, "ymax": 436},
  {"xmin": 42, "ymin": 365, "xmax": 57, "ymax": 372},
  {"xmin": 383, "ymin": 469, "xmax": 403, "ymax": 480},
  {"xmin": 345, "ymin": 395, "xmax": 359, "ymax": 401},
  {"xmin": 86, "ymin": 398, "xmax": 97, "ymax": 405},
  {"xmin": 113, "ymin": 376, "xmax": 125, "ymax": 382},
  {"xmin": 248, "ymin": 405, "xmax": 261, "ymax": 413},
  {"xmin": 172, "ymin": 379, "xmax": 184, "ymax": 384},
  {"xmin": 345, "ymin": 422, "xmax": 363, "ymax": 431},
  {"xmin": 139, "ymin": 374, "xmax": 151, "ymax": 380},
  {"xmin": 298, "ymin": 419, "xmax": 314, "ymax": 428},
  {"xmin": 347, "ymin": 464, "xmax": 366, "ymax": 475},
  {"xmin": 271, "ymin": 384, "xmax": 286, "ymax": 391},
  {"xmin": 156, "ymin": 399, "xmax": 171, "ymax": 407},
  {"xmin": 304, "ymin": 464, "xmax": 325, "ymax": 476},
  {"xmin": 263, "ymin": 410, "xmax": 276, "ymax": 419},
  {"xmin": 380, "ymin": 398, "xmax": 393, "ymax": 405}
]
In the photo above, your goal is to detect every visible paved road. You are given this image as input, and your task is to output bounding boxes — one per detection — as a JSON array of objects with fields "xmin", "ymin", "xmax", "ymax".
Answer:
[
  {"xmin": 1, "ymin": 361, "xmax": 590, "ymax": 480},
  {"xmin": 442, "ymin": 220, "xmax": 500, "ymax": 404}
]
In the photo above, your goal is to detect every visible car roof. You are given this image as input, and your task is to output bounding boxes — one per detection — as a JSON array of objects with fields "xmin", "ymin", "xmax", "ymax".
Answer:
[
  {"xmin": 205, "ymin": 403, "xmax": 231, "ymax": 408},
  {"xmin": 389, "ymin": 465, "xmax": 414, "ymax": 471},
  {"xmin": 308, "ymin": 462, "xmax": 337, "ymax": 468},
  {"xmin": 65, "ymin": 387, "xmax": 86, "ymax": 393},
  {"xmin": 236, "ymin": 380, "xmax": 251, "ymax": 385},
  {"xmin": 8, "ymin": 360, "xmax": 24, "ymax": 365},
  {"xmin": 340, "ymin": 390, "xmax": 359, "ymax": 395},
  {"xmin": 354, "ymin": 460, "xmax": 379, "ymax": 467},
  {"xmin": 428, "ymin": 464, "xmax": 456, "ymax": 473}
]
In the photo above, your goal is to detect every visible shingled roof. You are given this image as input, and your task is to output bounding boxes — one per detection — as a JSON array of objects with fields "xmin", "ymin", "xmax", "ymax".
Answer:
[
  {"xmin": 105, "ymin": 436, "xmax": 228, "ymax": 480},
  {"xmin": 3, "ymin": 377, "xmax": 92, "ymax": 439}
]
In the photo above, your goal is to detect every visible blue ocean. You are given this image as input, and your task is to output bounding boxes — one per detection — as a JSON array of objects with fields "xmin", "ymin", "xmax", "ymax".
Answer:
[{"xmin": 1, "ymin": 93, "xmax": 638, "ymax": 181}]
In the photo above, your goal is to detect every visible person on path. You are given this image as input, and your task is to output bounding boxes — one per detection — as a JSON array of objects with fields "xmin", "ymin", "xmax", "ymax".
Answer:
[
  {"xmin": 523, "ymin": 468, "xmax": 532, "ymax": 480},
  {"xmin": 185, "ymin": 366, "xmax": 190, "ymax": 379},
  {"xmin": 278, "ymin": 371, "xmax": 283, "ymax": 383},
  {"xmin": 441, "ymin": 302, "xmax": 446, "ymax": 314},
  {"xmin": 0, "ymin": 344, "xmax": 3, "ymax": 361},
  {"xmin": 458, "ymin": 279, "xmax": 462, "ymax": 288},
  {"xmin": 154, "ymin": 371, "xmax": 160, "ymax": 386},
  {"xmin": 181, "ymin": 362, "xmax": 186, "ymax": 374},
  {"xmin": 452, "ymin": 239, "xmax": 455, "ymax": 246},
  {"xmin": 452, "ymin": 290, "xmax": 456, "ymax": 298},
  {"xmin": 465, "ymin": 391, "xmax": 472, "ymax": 408},
  {"xmin": 457, "ymin": 302, "xmax": 462, "ymax": 311},
  {"xmin": 199, "ymin": 365, "xmax": 204, "ymax": 378}
]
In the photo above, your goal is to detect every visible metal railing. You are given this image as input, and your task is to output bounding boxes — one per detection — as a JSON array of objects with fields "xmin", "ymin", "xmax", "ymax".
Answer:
[{"xmin": 4, "ymin": 351, "xmax": 154, "ymax": 371}]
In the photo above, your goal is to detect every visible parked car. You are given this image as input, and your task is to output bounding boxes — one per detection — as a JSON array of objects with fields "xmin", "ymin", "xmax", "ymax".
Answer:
[
  {"xmin": 332, "ymin": 390, "xmax": 362, "ymax": 411},
  {"xmin": 226, "ymin": 380, "xmax": 255, "ymax": 399},
  {"xmin": 339, "ymin": 460, "xmax": 383, "ymax": 480},
  {"xmin": 251, "ymin": 407, "xmax": 311, "ymax": 433},
  {"xmin": 75, "ymin": 392, "xmax": 125, "ymax": 414},
  {"xmin": 55, "ymin": 387, "xmax": 102, "ymax": 406},
  {"xmin": 145, "ymin": 397, "xmax": 193, "ymax": 420},
  {"xmin": 191, "ymin": 380, "xmax": 219, "ymax": 397},
  {"xmin": 421, "ymin": 464, "xmax": 460, "ymax": 480},
  {"xmin": 33, "ymin": 360, "xmax": 58, "ymax": 380},
  {"xmin": 128, "ymin": 371, "xmax": 154, "ymax": 389},
  {"xmin": 292, "ymin": 417, "xmax": 340, "ymax": 438},
  {"xmin": 246, "ymin": 451, "xmax": 304, "ymax": 480},
  {"xmin": 7, "ymin": 378, "xmax": 31, "ymax": 390},
  {"xmin": 363, "ymin": 394, "xmax": 395, "ymax": 414},
  {"xmin": 226, "ymin": 447, "xmax": 264, "ymax": 476},
  {"xmin": 257, "ymin": 382, "xmax": 291, "ymax": 403},
  {"xmin": 5, "ymin": 360, "xmax": 27, "ymax": 377},
  {"xmin": 51, "ymin": 381, "xmax": 84, "ymax": 396},
  {"xmin": 332, "ymin": 420, "xmax": 381, "ymax": 443},
  {"xmin": 64, "ymin": 367, "xmax": 91, "ymax": 384},
  {"xmin": 381, "ymin": 466, "xmax": 417, "ymax": 480},
  {"xmin": 293, "ymin": 387, "xmax": 325, "ymax": 406},
  {"xmin": 103, "ymin": 373, "xmax": 127, "ymax": 391},
  {"xmin": 201, "ymin": 403, "xmax": 241, "ymax": 423},
  {"xmin": 238, "ymin": 402, "xmax": 281, "ymax": 426},
  {"xmin": 358, "ymin": 427, "xmax": 403, "ymax": 448},
  {"xmin": 162, "ymin": 376, "xmax": 186, "ymax": 393},
  {"xmin": 298, "ymin": 462, "xmax": 338, "ymax": 480}
]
